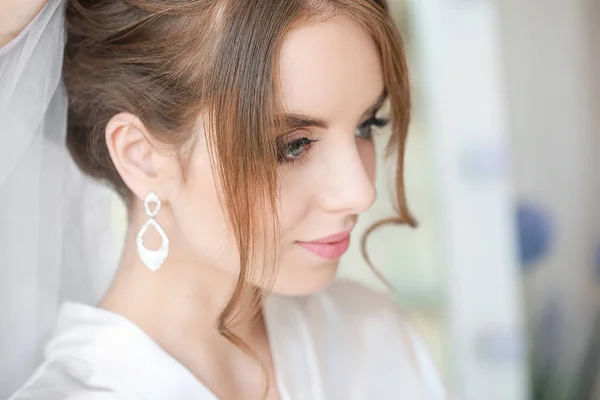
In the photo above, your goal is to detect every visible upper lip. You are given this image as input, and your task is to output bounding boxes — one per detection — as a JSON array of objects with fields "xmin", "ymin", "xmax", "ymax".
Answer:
[{"xmin": 299, "ymin": 230, "xmax": 352, "ymax": 244}]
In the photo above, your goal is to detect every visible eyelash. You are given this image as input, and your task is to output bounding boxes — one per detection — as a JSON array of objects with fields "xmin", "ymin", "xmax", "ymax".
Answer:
[
  {"xmin": 356, "ymin": 117, "xmax": 390, "ymax": 140},
  {"xmin": 277, "ymin": 117, "xmax": 390, "ymax": 166},
  {"xmin": 277, "ymin": 137, "xmax": 319, "ymax": 166}
]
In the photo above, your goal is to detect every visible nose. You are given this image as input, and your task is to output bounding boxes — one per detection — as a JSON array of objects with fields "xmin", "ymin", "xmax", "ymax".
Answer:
[{"xmin": 318, "ymin": 140, "xmax": 376, "ymax": 215}]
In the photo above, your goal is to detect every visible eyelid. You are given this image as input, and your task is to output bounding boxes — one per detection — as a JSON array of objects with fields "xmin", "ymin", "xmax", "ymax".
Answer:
[
  {"xmin": 279, "ymin": 111, "xmax": 388, "ymax": 138},
  {"xmin": 359, "ymin": 109, "xmax": 386, "ymax": 126},
  {"xmin": 278, "ymin": 128, "xmax": 315, "ymax": 142}
]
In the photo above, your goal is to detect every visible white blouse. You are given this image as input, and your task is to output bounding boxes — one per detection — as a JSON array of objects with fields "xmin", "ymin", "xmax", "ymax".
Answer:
[
  {"xmin": 10, "ymin": 280, "xmax": 445, "ymax": 399},
  {"xmin": 2, "ymin": 1, "xmax": 446, "ymax": 399}
]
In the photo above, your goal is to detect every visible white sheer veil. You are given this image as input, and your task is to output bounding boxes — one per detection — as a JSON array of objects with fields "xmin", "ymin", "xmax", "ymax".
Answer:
[{"xmin": 0, "ymin": 0, "xmax": 118, "ymax": 396}]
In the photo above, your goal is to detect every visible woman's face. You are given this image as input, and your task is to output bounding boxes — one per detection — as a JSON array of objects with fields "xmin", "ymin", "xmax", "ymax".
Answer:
[{"xmin": 168, "ymin": 15, "xmax": 386, "ymax": 295}]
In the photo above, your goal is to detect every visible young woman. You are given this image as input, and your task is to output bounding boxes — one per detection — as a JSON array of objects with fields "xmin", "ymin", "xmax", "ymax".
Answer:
[{"xmin": 2, "ymin": 0, "xmax": 446, "ymax": 398}]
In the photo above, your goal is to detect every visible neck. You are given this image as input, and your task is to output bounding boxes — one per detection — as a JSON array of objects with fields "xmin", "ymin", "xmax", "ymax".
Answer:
[
  {"xmin": 99, "ymin": 207, "xmax": 262, "ymax": 333},
  {"xmin": 98, "ymin": 222, "xmax": 271, "ymax": 389}
]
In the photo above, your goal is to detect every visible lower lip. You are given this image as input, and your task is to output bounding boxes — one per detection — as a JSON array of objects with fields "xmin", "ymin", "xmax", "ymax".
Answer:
[{"xmin": 297, "ymin": 236, "xmax": 351, "ymax": 260}]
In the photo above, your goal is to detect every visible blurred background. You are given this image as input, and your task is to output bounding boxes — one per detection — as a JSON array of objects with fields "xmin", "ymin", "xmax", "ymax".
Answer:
[
  {"xmin": 107, "ymin": 0, "xmax": 599, "ymax": 399},
  {"xmin": 338, "ymin": 0, "xmax": 600, "ymax": 399},
  {"xmin": 2, "ymin": 0, "xmax": 596, "ymax": 399}
]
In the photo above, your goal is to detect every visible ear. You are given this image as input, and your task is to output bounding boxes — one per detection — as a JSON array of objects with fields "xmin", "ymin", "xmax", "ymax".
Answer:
[{"xmin": 105, "ymin": 112, "xmax": 176, "ymax": 202}]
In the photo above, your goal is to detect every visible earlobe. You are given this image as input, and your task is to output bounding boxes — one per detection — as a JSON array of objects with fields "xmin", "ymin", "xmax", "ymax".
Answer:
[{"xmin": 105, "ymin": 112, "xmax": 161, "ymax": 200}]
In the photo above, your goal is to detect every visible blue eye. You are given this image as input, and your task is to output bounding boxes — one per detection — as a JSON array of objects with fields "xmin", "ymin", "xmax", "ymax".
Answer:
[
  {"xmin": 278, "ymin": 137, "xmax": 318, "ymax": 163},
  {"xmin": 355, "ymin": 117, "xmax": 390, "ymax": 140}
]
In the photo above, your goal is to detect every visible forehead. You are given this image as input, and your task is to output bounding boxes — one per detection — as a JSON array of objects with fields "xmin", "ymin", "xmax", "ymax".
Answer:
[{"xmin": 278, "ymin": 15, "xmax": 385, "ymax": 121}]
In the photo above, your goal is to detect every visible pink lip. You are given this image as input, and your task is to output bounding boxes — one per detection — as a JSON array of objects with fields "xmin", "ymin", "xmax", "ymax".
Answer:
[{"xmin": 297, "ymin": 231, "xmax": 352, "ymax": 260}]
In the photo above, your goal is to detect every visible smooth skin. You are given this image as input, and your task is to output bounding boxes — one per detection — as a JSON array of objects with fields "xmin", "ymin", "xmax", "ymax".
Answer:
[
  {"xmin": 0, "ymin": 0, "xmax": 48, "ymax": 47},
  {"xmin": 100, "ymin": 14, "xmax": 385, "ymax": 400},
  {"xmin": 4, "ymin": 2, "xmax": 388, "ymax": 398}
]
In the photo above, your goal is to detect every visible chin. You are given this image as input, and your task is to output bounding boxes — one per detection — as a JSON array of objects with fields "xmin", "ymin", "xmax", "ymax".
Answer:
[{"xmin": 270, "ymin": 260, "xmax": 340, "ymax": 296}]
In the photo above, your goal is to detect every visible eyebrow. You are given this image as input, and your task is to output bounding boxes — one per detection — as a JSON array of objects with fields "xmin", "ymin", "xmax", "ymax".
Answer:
[{"xmin": 282, "ymin": 89, "xmax": 388, "ymax": 130}]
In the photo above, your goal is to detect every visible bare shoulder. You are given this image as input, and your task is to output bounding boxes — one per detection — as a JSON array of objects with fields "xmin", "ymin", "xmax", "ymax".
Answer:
[{"xmin": 0, "ymin": 0, "xmax": 49, "ymax": 47}]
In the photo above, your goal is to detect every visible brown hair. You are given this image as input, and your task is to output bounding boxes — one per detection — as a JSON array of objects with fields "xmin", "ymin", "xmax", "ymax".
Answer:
[{"xmin": 64, "ymin": 0, "xmax": 416, "ymax": 395}]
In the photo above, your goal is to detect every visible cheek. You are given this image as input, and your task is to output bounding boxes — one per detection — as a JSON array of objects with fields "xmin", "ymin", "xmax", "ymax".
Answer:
[
  {"xmin": 172, "ymin": 150, "xmax": 240, "ymax": 272},
  {"xmin": 173, "ymin": 150, "xmax": 282, "ymax": 282},
  {"xmin": 276, "ymin": 138, "xmax": 377, "ymax": 238},
  {"xmin": 277, "ymin": 168, "xmax": 313, "ymax": 240}
]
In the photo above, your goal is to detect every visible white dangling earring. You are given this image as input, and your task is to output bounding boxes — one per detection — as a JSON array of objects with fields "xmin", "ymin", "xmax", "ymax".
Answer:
[{"xmin": 136, "ymin": 192, "xmax": 169, "ymax": 271}]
